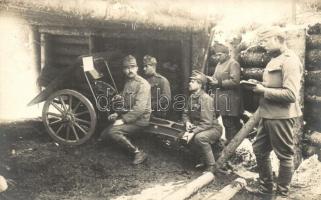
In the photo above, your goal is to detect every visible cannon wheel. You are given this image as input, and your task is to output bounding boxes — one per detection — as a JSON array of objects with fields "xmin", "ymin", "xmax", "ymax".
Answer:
[{"xmin": 42, "ymin": 89, "xmax": 97, "ymax": 145}]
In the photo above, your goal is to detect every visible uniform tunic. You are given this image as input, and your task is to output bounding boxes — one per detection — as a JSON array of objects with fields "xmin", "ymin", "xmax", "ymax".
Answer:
[
  {"xmin": 253, "ymin": 49, "xmax": 303, "ymax": 193},
  {"xmin": 146, "ymin": 73, "xmax": 171, "ymax": 116}
]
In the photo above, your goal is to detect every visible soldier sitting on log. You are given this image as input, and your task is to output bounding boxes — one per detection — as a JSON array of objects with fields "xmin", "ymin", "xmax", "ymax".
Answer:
[
  {"xmin": 206, "ymin": 43, "xmax": 243, "ymax": 144},
  {"xmin": 181, "ymin": 70, "xmax": 222, "ymax": 172},
  {"xmin": 142, "ymin": 55, "xmax": 171, "ymax": 119},
  {"xmin": 250, "ymin": 26, "xmax": 303, "ymax": 197},
  {"xmin": 100, "ymin": 55, "xmax": 151, "ymax": 165}
]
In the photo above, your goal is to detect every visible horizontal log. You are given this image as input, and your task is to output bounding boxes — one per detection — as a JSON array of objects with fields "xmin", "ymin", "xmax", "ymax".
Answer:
[
  {"xmin": 52, "ymin": 55, "xmax": 78, "ymax": 67},
  {"xmin": 305, "ymin": 95, "xmax": 321, "ymax": 104},
  {"xmin": 306, "ymin": 64, "xmax": 321, "ymax": 71},
  {"xmin": 306, "ymin": 49, "xmax": 321, "ymax": 66},
  {"xmin": 51, "ymin": 35, "xmax": 88, "ymax": 45},
  {"xmin": 305, "ymin": 70, "xmax": 321, "ymax": 85},
  {"xmin": 163, "ymin": 172, "xmax": 215, "ymax": 200},
  {"xmin": 307, "ymin": 34, "xmax": 321, "ymax": 49},
  {"xmin": 52, "ymin": 44, "xmax": 89, "ymax": 56},
  {"xmin": 204, "ymin": 178, "xmax": 247, "ymax": 200},
  {"xmin": 241, "ymin": 68, "xmax": 264, "ymax": 81},
  {"xmin": 307, "ymin": 23, "xmax": 321, "ymax": 35},
  {"xmin": 239, "ymin": 51, "xmax": 270, "ymax": 68},
  {"xmin": 305, "ymin": 86, "xmax": 321, "ymax": 96}
]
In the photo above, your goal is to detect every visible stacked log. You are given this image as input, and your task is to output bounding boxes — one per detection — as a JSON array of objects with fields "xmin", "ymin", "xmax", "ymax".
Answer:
[{"xmin": 305, "ymin": 24, "xmax": 321, "ymax": 134}]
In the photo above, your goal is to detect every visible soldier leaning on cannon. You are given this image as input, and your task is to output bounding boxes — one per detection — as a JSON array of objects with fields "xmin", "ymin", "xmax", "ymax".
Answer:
[
  {"xmin": 206, "ymin": 43, "xmax": 243, "ymax": 143},
  {"xmin": 182, "ymin": 70, "xmax": 222, "ymax": 172},
  {"xmin": 142, "ymin": 55, "xmax": 171, "ymax": 118},
  {"xmin": 100, "ymin": 55, "xmax": 151, "ymax": 165},
  {"xmin": 250, "ymin": 26, "xmax": 303, "ymax": 197}
]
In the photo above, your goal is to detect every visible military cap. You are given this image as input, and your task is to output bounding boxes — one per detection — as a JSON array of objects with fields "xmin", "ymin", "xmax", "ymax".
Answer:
[
  {"xmin": 122, "ymin": 55, "xmax": 137, "ymax": 67},
  {"xmin": 212, "ymin": 43, "xmax": 229, "ymax": 54},
  {"xmin": 257, "ymin": 26, "xmax": 286, "ymax": 40},
  {"xmin": 143, "ymin": 55, "xmax": 157, "ymax": 66},
  {"xmin": 190, "ymin": 70, "xmax": 207, "ymax": 85}
]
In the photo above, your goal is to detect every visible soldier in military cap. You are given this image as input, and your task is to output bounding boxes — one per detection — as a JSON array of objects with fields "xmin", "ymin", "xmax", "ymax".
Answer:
[
  {"xmin": 100, "ymin": 55, "xmax": 151, "ymax": 165},
  {"xmin": 182, "ymin": 70, "xmax": 222, "ymax": 172},
  {"xmin": 206, "ymin": 42, "xmax": 243, "ymax": 143},
  {"xmin": 250, "ymin": 26, "xmax": 303, "ymax": 197},
  {"xmin": 143, "ymin": 55, "xmax": 171, "ymax": 118}
]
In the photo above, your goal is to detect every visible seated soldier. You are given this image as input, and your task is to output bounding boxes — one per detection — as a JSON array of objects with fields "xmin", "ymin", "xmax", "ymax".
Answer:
[
  {"xmin": 100, "ymin": 55, "xmax": 151, "ymax": 165},
  {"xmin": 182, "ymin": 70, "xmax": 223, "ymax": 172},
  {"xmin": 143, "ymin": 55, "xmax": 171, "ymax": 118}
]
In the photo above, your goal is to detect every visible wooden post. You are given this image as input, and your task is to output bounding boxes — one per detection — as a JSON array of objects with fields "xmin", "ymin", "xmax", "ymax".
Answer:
[
  {"xmin": 203, "ymin": 178, "xmax": 247, "ymax": 200},
  {"xmin": 88, "ymin": 35, "xmax": 97, "ymax": 54},
  {"xmin": 30, "ymin": 26, "xmax": 41, "ymax": 76},
  {"xmin": 162, "ymin": 172, "xmax": 215, "ymax": 200},
  {"xmin": 40, "ymin": 33, "xmax": 51, "ymax": 69},
  {"xmin": 215, "ymin": 109, "xmax": 260, "ymax": 170},
  {"xmin": 0, "ymin": 176, "xmax": 7, "ymax": 193},
  {"xmin": 181, "ymin": 39, "xmax": 192, "ymax": 96}
]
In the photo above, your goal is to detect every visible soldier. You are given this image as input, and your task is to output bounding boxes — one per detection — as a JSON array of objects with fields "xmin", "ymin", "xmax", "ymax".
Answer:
[
  {"xmin": 251, "ymin": 26, "xmax": 303, "ymax": 197},
  {"xmin": 100, "ymin": 55, "xmax": 151, "ymax": 165},
  {"xmin": 182, "ymin": 70, "xmax": 222, "ymax": 172},
  {"xmin": 207, "ymin": 43, "xmax": 243, "ymax": 143},
  {"xmin": 143, "ymin": 55, "xmax": 171, "ymax": 118}
]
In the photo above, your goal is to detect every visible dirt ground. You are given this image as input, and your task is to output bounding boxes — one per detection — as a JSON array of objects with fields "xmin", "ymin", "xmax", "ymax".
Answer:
[{"xmin": 0, "ymin": 120, "xmax": 321, "ymax": 200}]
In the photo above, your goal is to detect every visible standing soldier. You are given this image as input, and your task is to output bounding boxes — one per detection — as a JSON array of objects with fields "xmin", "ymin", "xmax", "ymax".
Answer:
[
  {"xmin": 100, "ymin": 55, "xmax": 151, "ymax": 165},
  {"xmin": 207, "ymin": 43, "xmax": 243, "ymax": 143},
  {"xmin": 251, "ymin": 26, "xmax": 303, "ymax": 197},
  {"xmin": 143, "ymin": 55, "xmax": 171, "ymax": 118},
  {"xmin": 182, "ymin": 70, "xmax": 222, "ymax": 172}
]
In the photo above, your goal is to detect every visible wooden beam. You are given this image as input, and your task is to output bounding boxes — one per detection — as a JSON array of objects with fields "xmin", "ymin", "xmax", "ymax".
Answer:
[
  {"xmin": 181, "ymin": 39, "xmax": 192, "ymax": 96},
  {"xmin": 203, "ymin": 178, "xmax": 247, "ymax": 200},
  {"xmin": 214, "ymin": 109, "xmax": 261, "ymax": 170},
  {"xmin": 38, "ymin": 26, "xmax": 191, "ymax": 41},
  {"xmin": 162, "ymin": 172, "xmax": 215, "ymax": 200},
  {"xmin": 40, "ymin": 33, "xmax": 52, "ymax": 69}
]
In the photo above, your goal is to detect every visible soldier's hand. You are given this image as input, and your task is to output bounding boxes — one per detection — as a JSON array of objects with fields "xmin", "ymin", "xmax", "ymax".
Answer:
[
  {"xmin": 252, "ymin": 83, "xmax": 266, "ymax": 94},
  {"xmin": 185, "ymin": 122, "xmax": 195, "ymax": 132},
  {"xmin": 181, "ymin": 131, "xmax": 195, "ymax": 144},
  {"xmin": 207, "ymin": 76, "xmax": 218, "ymax": 85},
  {"xmin": 108, "ymin": 113, "xmax": 119, "ymax": 121},
  {"xmin": 113, "ymin": 119, "xmax": 124, "ymax": 126},
  {"xmin": 111, "ymin": 94, "xmax": 122, "ymax": 102}
]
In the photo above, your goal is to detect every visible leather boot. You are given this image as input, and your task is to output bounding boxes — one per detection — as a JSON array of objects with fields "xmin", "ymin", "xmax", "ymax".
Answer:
[
  {"xmin": 133, "ymin": 151, "xmax": 147, "ymax": 165},
  {"xmin": 203, "ymin": 149, "xmax": 216, "ymax": 173},
  {"xmin": 276, "ymin": 164, "xmax": 294, "ymax": 197},
  {"xmin": 111, "ymin": 134, "xmax": 137, "ymax": 154},
  {"xmin": 255, "ymin": 155, "xmax": 274, "ymax": 195}
]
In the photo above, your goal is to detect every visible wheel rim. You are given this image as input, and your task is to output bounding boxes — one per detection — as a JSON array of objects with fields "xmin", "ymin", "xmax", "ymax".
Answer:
[{"xmin": 42, "ymin": 89, "xmax": 97, "ymax": 145}]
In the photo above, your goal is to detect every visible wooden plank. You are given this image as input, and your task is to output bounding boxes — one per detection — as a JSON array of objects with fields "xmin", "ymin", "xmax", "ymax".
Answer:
[
  {"xmin": 40, "ymin": 33, "xmax": 52, "ymax": 69},
  {"xmin": 51, "ymin": 35, "xmax": 88, "ymax": 45},
  {"xmin": 38, "ymin": 26, "xmax": 191, "ymax": 41},
  {"xmin": 52, "ymin": 44, "xmax": 89, "ymax": 56}
]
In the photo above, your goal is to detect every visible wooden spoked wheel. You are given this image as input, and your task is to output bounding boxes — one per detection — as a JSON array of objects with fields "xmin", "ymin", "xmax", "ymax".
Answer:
[{"xmin": 42, "ymin": 89, "xmax": 97, "ymax": 145}]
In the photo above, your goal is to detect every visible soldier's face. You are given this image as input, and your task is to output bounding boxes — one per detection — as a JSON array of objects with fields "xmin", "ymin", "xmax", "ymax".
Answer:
[
  {"xmin": 214, "ymin": 52, "xmax": 229, "ymax": 63},
  {"xmin": 189, "ymin": 79, "xmax": 201, "ymax": 92},
  {"xmin": 143, "ymin": 64, "xmax": 156, "ymax": 76},
  {"xmin": 123, "ymin": 65, "xmax": 138, "ymax": 78},
  {"xmin": 259, "ymin": 36, "xmax": 279, "ymax": 52}
]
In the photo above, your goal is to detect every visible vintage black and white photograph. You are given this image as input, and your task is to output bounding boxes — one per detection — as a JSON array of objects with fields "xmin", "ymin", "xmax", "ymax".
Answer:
[{"xmin": 0, "ymin": 0, "xmax": 321, "ymax": 199}]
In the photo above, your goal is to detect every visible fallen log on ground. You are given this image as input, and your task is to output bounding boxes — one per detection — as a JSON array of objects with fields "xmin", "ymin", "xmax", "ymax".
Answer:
[
  {"xmin": 162, "ymin": 172, "xmax": 215, "ymax": 200},
  {"xmin": 203, "ymin": 178, "xmax": 247, "ymax": 200},
  {"xmin": 214, "ymin": 109, "xmax": 260, "ymax": 170}
]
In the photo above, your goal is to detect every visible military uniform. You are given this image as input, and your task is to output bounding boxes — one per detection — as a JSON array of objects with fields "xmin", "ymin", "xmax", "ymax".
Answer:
[
  {"xmin": 253, "ymin": 47, "xmax": 303, "ymax": 195},
  {"xmin": 183, "ymin": 71, "xmax": 222, "ymax": 169},
  {"xmin": 146, "ymin": 73, "xmax": 171, "ymax": 118},
  {"xmin": 211, "ymin": 57, "xmax": 243, "ymax": 142},
  {"xmin": 101, "ymin": 55, "xmax": 151, "ymax": 164}
]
